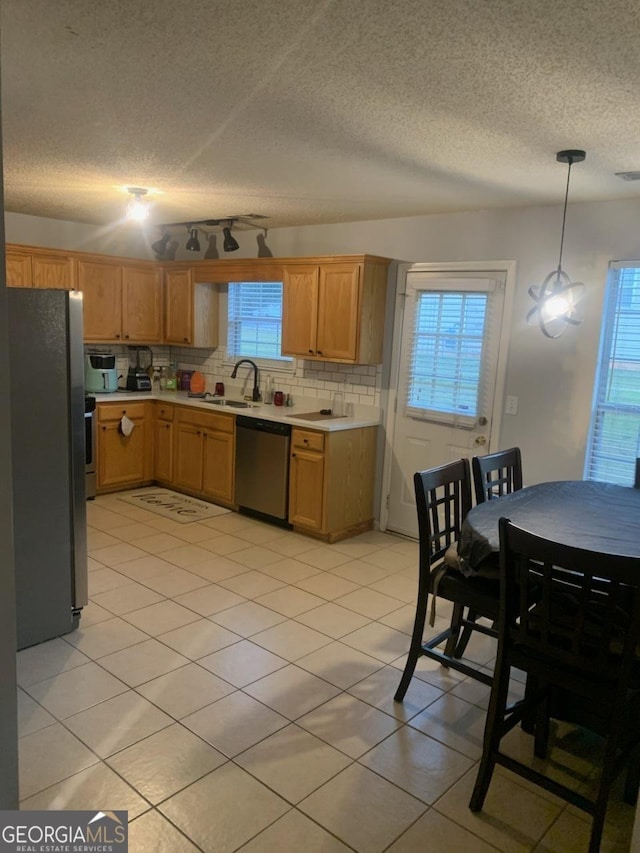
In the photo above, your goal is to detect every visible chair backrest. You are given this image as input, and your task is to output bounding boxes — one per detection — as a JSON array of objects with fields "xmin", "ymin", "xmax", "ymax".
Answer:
[
  {"xmin": 414, "ymin": 459, "xmax": 472, "ymax": 567},
  {"xmin": 498, "ymin": 517, "xmax": 640, "ymax": 697},
  {"xmin": 472, "ymin": 447, "xmax": 523, "ymax": 504}
]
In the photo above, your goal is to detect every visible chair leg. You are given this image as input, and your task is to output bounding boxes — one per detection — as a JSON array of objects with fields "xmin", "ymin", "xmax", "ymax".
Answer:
[
  {"xmin": 624, "ymin": 744, "xmax": 640, "ymax": 805},
  {"xmin": 469, "ymin": 652, "xmax": 512, "ymax": 812},
  {"xmin": 443, "ymin": 602, "xmax": 465, "ymax": 658},
  {"xmin": 453, "ymin": 608, "xmax": 478, "ymax": 659},
  {"xmin": 394, "ymin": 578, "xmax": 429, "ymax": 703},
  {"xmin": 588, "ymin": 723, "xmax": 626, "ymax": 853}
]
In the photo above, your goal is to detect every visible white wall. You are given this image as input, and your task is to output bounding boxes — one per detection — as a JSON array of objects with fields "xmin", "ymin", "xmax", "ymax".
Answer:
[
  {"xmin": 5, "ymin": 211, "xmax": 152, "ymax": 258},
  {"xmin": 259, "ymin": 199, "xmax": 640, "ymax": 484},
  {"xmin": 8, "ymin": 197, "xmax": 640, "ymax": 483}
]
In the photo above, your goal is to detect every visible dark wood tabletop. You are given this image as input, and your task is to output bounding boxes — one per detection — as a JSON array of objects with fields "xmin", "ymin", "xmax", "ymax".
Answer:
[{"xmin": 458, "ymin": 480, "xmax": 640, "ymax": 575}]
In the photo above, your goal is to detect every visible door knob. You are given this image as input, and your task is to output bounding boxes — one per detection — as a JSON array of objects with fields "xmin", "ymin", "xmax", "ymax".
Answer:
[{"xmin": 474, "ymin": 435, "xmax": 487, "ymax": 446}]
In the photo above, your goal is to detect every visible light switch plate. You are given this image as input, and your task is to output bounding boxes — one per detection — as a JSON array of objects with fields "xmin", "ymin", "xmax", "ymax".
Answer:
[{"xmin": 505, "ymin": 395, "xmax": 519, "ymax": 416}]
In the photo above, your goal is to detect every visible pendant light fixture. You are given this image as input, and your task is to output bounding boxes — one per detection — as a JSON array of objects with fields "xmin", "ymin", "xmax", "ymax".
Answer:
[
  {"xmin": 126, "ymin": 187, "xmax": 149, "ymax": 222},
  {"xmin": 527, "ymin": 150, "xmax": 586, "ymax": 338}
]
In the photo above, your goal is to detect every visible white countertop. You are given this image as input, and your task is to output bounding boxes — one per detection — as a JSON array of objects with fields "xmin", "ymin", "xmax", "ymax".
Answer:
[{"xmin": 91, "ymin": 390, "xmax": 382, "ymax": 433}]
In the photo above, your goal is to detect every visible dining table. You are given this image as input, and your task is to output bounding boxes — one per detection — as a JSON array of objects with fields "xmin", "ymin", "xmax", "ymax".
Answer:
[{"xmin": 457, "ymin": 479, "xmax": 640, "ymax": 576}]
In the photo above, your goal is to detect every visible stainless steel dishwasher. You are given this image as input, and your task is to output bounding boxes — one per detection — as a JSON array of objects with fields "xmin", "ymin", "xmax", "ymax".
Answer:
[{"xmin": 235, "ymin": 415, "xmax": 292, "ymax": 525}]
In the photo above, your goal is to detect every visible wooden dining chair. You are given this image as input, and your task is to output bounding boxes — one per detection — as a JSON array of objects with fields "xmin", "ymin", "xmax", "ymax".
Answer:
[
  {"xmin": 472, "ymin": 447, "xmax": 523, "ymax": 504},
  {"xmin": 470, "ymin": 517, "xmax": 640, "ymax": 853},
  {"xmin": 394, "ymin": 458, "xmax": 500, "ymax": 701}
]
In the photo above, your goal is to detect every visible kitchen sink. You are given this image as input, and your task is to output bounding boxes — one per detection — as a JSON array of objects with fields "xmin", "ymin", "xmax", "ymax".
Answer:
[{"xmin": 203, "ymin": 398, "xmax": 253, "ymax": 408}]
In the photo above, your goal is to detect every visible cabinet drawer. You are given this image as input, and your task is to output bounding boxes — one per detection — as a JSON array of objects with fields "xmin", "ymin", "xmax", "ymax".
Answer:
[
  {"xmin": 155, "ymin": 403, "xmax": 174, "ymax": 421},
  {"xmin": 175, "ymin": 406, "xmax": 234, "ymax": 434},
  {"xmin": 98, "ymin": 402, "xmax": 147, "ymax": 422},
  {"xmin": 292, "ymin": 428, "xmax": 324, "ymax": 452}
]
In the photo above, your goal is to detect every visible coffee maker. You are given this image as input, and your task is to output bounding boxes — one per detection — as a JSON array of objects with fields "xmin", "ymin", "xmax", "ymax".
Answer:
[
  {"xmin": 126, "ymin": 346, "xmax": 153, "ymax": 391},
  {"xmin": 85, "ymin": 352, "xmax": 118, "ymax": 393}
]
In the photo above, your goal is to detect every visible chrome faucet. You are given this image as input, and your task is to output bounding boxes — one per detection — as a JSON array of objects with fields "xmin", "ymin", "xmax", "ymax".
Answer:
[{"xmin": 230, "ymin": 359, "xmax": 261, "ymax": 401}]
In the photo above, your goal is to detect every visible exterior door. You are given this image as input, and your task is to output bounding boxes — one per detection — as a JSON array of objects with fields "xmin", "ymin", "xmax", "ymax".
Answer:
[{"xmin": 384, "ymin": 264, "xmax": 513, "ymax": 538}]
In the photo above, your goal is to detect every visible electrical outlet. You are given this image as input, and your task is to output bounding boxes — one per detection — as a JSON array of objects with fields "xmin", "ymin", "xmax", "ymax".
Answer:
[{"xmin": 505, "ymin": 395, "xmax": 519, "ymax": 416}]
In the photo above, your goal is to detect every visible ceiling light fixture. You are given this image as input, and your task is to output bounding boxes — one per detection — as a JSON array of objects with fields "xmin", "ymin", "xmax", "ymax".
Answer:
[
  {"xmin": 185, "ymin": 227, "xmax": 201, "ymax": 252},
  {"xmin": 126, "ymin": 187, "xmax": 149, "ymax": 222},
  {"xmin": 222, "ymin": 220, "xmax": 239, "ymax": 252},
  {"xmin": 527, "ymin": 150, "xmax": 586, "ymax": 339}
]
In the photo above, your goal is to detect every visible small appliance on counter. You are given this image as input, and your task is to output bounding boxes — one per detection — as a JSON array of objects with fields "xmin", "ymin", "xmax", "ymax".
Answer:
[
  {"xmin": 85, "ymin": 351, "xmax": 118, "ymax": 393},
  {"xmin": 126, "ymin": 346, "xmax": 153, "ymax": 391}
]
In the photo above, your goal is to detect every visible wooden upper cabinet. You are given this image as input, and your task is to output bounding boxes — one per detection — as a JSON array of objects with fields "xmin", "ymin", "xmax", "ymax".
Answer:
[
  {"xmin": 164, "ymin": 269, "xmax": 194, "ymax": 345},
  {"xmin": 5, "ymin": 246, "xmax": 75, "ymax": 289},
  {"xmin": 316, "ymin": 264, "xmax": 360, "ymax": 360},
  {"xmin": 122, "ymin": 263, "xmax": 162, "ymax": 343},
  {"xmin": 79, "ymin": 258, "xmax": 161, "ymax": 344},
  {"xmin": 32, "ymin": 252, "xmax": 75, "ymax": 289},
  {"xmin": 282, "ymin": 257, "xmax": 389, "ymax": 364},
  {"xmin": 282, "ymin": 265, "xmax": 319, "ymax": 357},
  {"xmin": 164, "ymin": 268, "xmax": 218, "ymax": 348},
  {"xmin": 77, "ymin": 258, "xmax": 123, "ymax": 342},
  {"xmin": 5, "ymin": 250, "xmax": 31, "ymax": 287}
]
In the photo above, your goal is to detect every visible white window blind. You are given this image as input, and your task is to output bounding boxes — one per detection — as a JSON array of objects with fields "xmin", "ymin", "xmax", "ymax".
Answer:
[
  {"xmin": 401, "ymin": 277, "xmax": 498, "ymax": 427},
  {"xmin": 585, "ymin": 263, "xmax": 640, "ymax": 485},
  {"xmin": 227, "ymin": 282, "xmax": 291, "ymax": 362}
]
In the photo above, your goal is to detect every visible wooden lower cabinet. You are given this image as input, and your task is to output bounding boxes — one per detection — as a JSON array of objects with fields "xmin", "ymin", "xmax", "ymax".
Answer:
[
  {"xmin": 95, "ymin": 400, "xmax": 377, "ymax": 539},
  {"xmin": 289, "ymin": 426, "xmax": 378, "ymax": 542},
  {"xmin": 174, "ymin": 407, "xmax": 235, "ymax": 505},
  {"xmin": 154, "ymin": 403, "xmax": 174, "ymax": 484},
  {"xmin": 96, "ymin": 402, "xmax": 153, "ymax": 492},
  {"xmin": 289, "ymin": 434, "xmax": 325, "ymax": 531},
  {"xmin": 202, "ymin": 431, "xmax": 234, "ymax": 502}
]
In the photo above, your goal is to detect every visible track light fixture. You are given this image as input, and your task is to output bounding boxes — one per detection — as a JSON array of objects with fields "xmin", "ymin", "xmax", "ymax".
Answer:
[
  {"xmin": 150, "ymin": 214, "xmax": 267, "ymax": 256},
  {"xmin": 151, "ymin": 230, "xmax": 170, "ymax": 256},
  {"xmin": 204, "ymin": 234, "xmax": 219, "ymax": 260},
  {"xmin": 527, "ymin": 150, "xmax": 586, "ymax": 338},
  {"xmin": 185, "ymin": 227, "xmax": 201, "ymax": 252},
  {"xmin": 256, "ymin": 229, "xmax": 273, "ymax": 257},
  {"xmin": 222, "ymin": 220, "xmax": 239, "ymax": 252},
  {"xmin": 126, "ymin": 187, "xmax": 149, "ymax": 222}
]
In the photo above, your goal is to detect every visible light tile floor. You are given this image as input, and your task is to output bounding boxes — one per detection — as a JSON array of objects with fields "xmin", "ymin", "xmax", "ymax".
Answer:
[{"xmin": 16, "ymin": 494, "xmax": 635, "ymax": 852}]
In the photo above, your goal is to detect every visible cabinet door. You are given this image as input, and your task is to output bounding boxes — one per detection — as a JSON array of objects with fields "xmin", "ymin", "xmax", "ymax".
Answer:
[
  {"xmin": 122, "ymin": 264, "xmax": 162, "ymax": 343},
  {"xmin": 154, "ymin": 419, "xmax": 174, "ymax": 484},
  {"xmin": 97, "ymin": 419, "xmax": 147, "ymax": 489},
  {"xmin": 173, "ymin": 422, "xmax": 204, "ymax": 492},
  {"xmin": 289, "ymin": 449, "xmax": 324, "ymax": 530},
  {"xmin": 32, "ymin": 253, "xmax": 75, "ymax": 290},
  {"xmin": 164, "ymin": 269, "xmax": 194, "ymax": 345},
  {"xmin": 78, "ymin": 259, "xmax": 123, "ymax": 342},
  {"xmin": 202, "ymin": 430, "xmax": 234, "ymax": 502},
  {"xmin": 6, "ymin": 251, "xmax": 31, "ymax": 287},
  {"xmin": 282, "ymin": 265, "xmax": 319, "ymax": 357},
  {"xmin": 316, "ymin": 264, "xmax": 360, "ymax": 360}
]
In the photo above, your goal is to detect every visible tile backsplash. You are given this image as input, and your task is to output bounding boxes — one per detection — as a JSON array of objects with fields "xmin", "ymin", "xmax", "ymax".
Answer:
[{"xmin": 84, "ymin": 344, "xmax": 382, "ymax": 405}]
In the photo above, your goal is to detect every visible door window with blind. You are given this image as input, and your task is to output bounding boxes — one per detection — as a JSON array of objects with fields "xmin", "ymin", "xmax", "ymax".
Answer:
[
  {"xmin": 402, "ymin": 277, "xmax": 501, "ymax": 427},
  {"xmin": 585, "ymin": 263, "xmax": 640, "ymax": 485},
  {"xmin": 227, "ymin": 281, "xmax": 292, "ymax": 364}
]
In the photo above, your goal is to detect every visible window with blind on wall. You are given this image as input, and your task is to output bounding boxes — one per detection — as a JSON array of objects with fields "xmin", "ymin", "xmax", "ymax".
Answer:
[
  {"xmin": 585, "ymin": 262, "xmax": 640, "ymax": 485},
  {"xmin": 401, "ymin": 275, "xmax": 501, "ymax": 429},
  {"xmin": 227, "ymin": 281, "xmax": 292, "ymax": 363}
]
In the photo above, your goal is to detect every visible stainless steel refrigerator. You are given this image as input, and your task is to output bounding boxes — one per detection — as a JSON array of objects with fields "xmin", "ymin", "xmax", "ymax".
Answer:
[{"xmin": 7, "ymin": 288, "xmax": 88, "ymax": 650}]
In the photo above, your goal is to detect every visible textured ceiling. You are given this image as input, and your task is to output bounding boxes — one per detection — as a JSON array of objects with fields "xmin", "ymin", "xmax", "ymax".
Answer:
[{"xmin": 2, "ymin": 0, "xmax": 640, "ymax": 229}]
